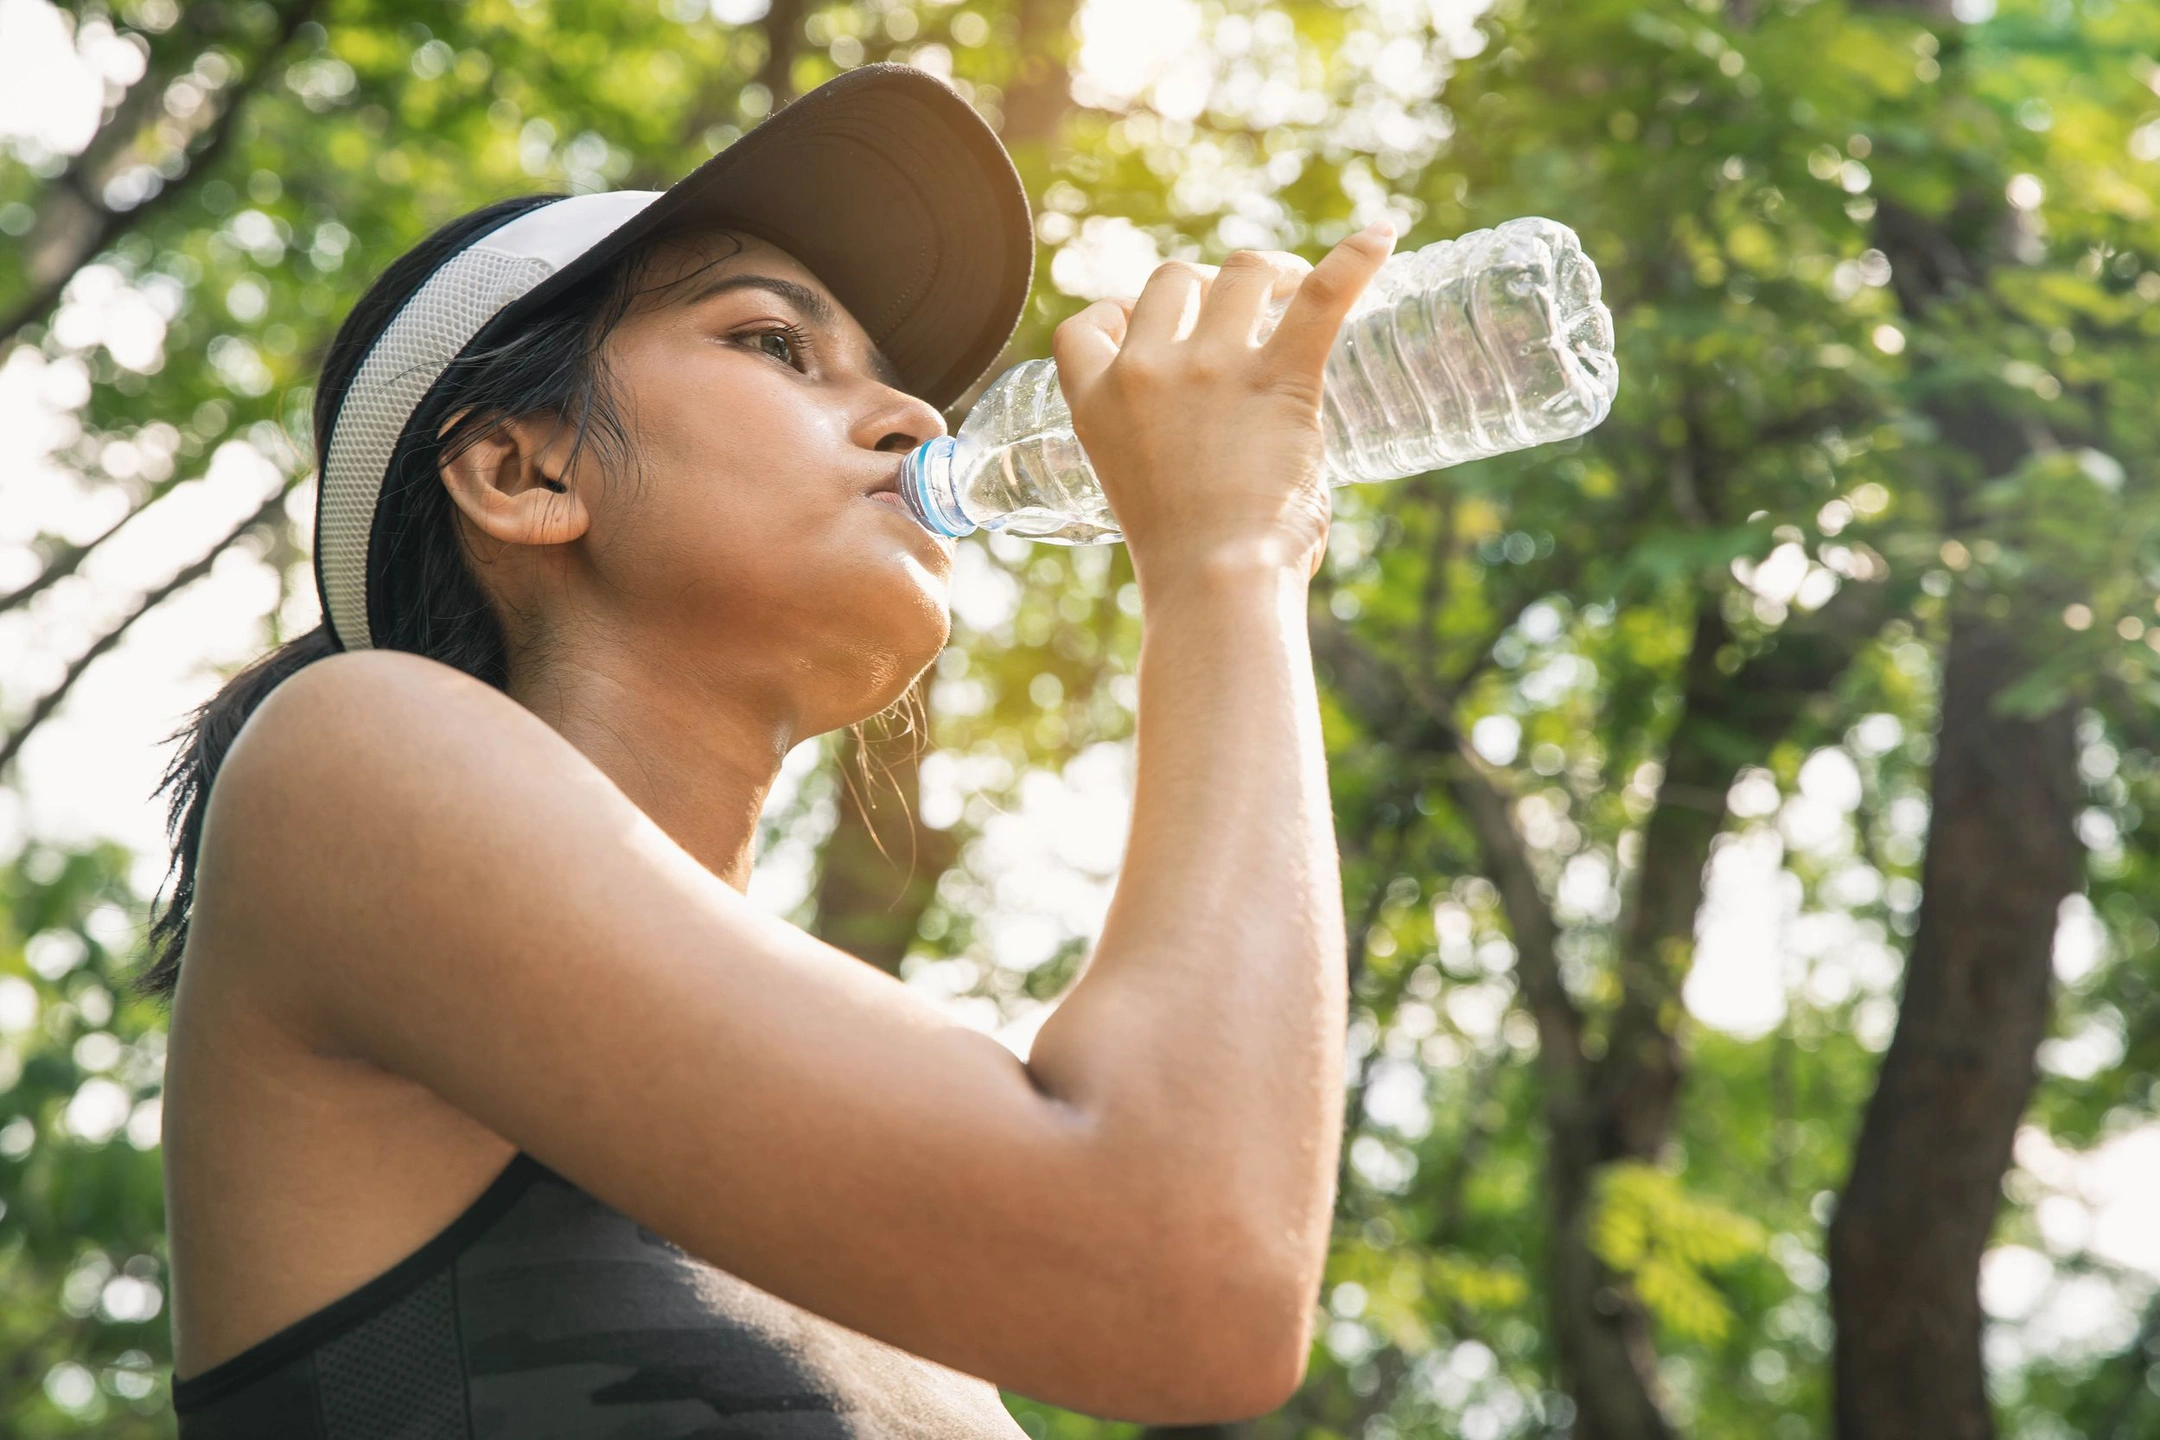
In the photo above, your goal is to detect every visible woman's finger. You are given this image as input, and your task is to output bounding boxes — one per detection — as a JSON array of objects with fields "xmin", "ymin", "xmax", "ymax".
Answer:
[
  {"xmin": 1051, "ymin": 297, "xmax": 1135, "ymax": 396},
  {"xmin": 1122, "ymin": 260, "xmax": 1216, "ymax": 353},
  {"xmin": 1260, "ymin": 221, "xmax": 1396, "ymax": 394},
  {"xmin": 1190, "ymin": 250, "xmax": 1309, "ymax": 350}
]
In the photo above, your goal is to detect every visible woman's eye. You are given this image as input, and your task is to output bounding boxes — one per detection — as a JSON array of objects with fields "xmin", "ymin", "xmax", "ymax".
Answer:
[{"xmin": 750, "ymin": 330, "xmax": 796, "ymax": 365}]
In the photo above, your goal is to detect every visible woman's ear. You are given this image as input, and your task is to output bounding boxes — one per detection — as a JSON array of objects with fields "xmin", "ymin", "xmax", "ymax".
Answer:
[{"xmin": 437, "ymin": 412, "xmax": 591, "ymax": 548}]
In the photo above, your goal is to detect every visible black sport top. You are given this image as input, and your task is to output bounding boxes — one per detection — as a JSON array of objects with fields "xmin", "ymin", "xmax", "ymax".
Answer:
[{"xmin": 172, "ymin": 1154, "xmax": 1027, "ymax": 1439}]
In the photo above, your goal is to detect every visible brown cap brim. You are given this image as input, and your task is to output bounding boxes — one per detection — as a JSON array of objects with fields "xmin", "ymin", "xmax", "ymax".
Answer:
[{"xmin": 485, "ymin": 64, "xmax": 1034, "ymax": 410}]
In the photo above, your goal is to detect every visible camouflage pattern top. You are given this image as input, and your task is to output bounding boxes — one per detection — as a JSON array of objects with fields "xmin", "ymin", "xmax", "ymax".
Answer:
[{"xmin": 172, "ymin": 1154, "xmax": 1029, "ymax": 1439}]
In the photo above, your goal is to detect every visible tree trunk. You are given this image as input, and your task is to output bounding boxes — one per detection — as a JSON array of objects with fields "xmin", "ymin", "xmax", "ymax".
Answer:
[
  {"xmin": 999, "ymin": 0, "xmax": 1078, "ymax": 146},
  {"xmin": 757, "ymin": 0, "xmax": 806, "ymax": 106},
  {"xmin": 1826, "ymin": 7, "xmax": 2079, "ymax": 1432},
  {"xmin": 1436, "ymin": 730, "xmax": 1673, "ymax": 1439},
  {"xmin": 1570, "ymin": 585, "xmax": 1880, "ymax": 1439},
  {"xmin": 1547, "ymin": 1114, "xmax": 1680, "ymax": 1440},
  {"xmin": 1827, "ymin": 617, "xmax": 2078, "ymax": 1440}
]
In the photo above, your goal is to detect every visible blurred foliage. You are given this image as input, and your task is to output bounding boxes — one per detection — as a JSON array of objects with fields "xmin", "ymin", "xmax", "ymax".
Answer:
[
  {"xmin": 0, "ymin": 844, "xmax": 169, "ymax": 1434},
  {"xmin": 1589, "ymin": 1164, "xmax": 1769, "ymax": 1345},
  {"xmin": 4, "ymin": 0, "xmax": 2160, "ymax": 1435}
]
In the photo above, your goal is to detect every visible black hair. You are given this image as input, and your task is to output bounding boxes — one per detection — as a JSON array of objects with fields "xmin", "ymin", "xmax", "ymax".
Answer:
[{"xmin": 139, "ymin": 195, "xmax": 671, "ymax": 999}]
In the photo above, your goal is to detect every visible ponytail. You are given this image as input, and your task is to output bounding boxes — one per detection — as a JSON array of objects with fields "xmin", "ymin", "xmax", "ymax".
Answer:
[{"xmin": 139, "ymin": 625, "xmax": 339, "ymax": 998}]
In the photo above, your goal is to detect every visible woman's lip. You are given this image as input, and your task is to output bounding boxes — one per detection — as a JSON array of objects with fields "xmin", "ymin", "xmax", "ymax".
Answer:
[{"xmin": 863, "ymin": 490, "xmax": 953, "ymax": 555}]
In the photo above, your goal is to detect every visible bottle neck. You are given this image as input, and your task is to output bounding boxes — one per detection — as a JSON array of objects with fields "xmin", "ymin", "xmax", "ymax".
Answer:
[{"xmin": 900, "ymin": 435, "xmax": 979, "ymax": 538}]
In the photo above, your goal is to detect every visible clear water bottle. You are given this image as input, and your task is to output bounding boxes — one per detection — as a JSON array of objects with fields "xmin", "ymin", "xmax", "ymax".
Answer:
[{"xmin": 900, "ymin": 217, "xmax": 1619, "ymax": 544}]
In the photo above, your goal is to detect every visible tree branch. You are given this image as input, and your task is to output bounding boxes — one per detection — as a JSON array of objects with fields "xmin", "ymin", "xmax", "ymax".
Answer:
[
  {"xmin": 0, "ymin": 504, "xmax": 140, "ymax": 616},
  {"xmin": 809, "ymin": 672, "xmax": 959, "ymax": 974},
  {"xmin": 0, "ymin": 487, "xmax": 290, "ymax": 775},
  {"xmin": 1307, "ymin": 610, "xmax": 1587, "ymax": 1087},
  {"xmin": 1439, "ymin": 736, "xmax": 1587, "ymax": 1090},
  {"xmin": 1595, "ymin": 576, "xmax": 1889, "ymax": 1163},
  {"xmin": 0, "ymin": 0, "xmax": 325, "ymax": 348},
  {"xmin": 1310, "ymin": 563, "xmax": 1676, "ymax": 1440},
  {"xmin": 1334, "ymin": 815, "xmax": 1422, "ymax": 1205}
]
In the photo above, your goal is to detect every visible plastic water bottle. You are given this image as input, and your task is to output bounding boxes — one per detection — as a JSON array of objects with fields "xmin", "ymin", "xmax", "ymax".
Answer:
[{"xmin": 900, "ymin": 217, "xmax": 1618, "ymax": 544}]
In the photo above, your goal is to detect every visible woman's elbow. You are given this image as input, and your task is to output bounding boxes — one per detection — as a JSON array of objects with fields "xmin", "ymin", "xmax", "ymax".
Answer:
[
  {"xmin": 1017, "ymin": 1146, "xmax": 1326, "ymax": 1420},
  {"xmin": 1114, "ymin": 1249, "xmax": 1319, "ymax": 1422},
  {"xmin": 1165, "ymin": 1321, "xmax": 1313, "ymax": 1422}
]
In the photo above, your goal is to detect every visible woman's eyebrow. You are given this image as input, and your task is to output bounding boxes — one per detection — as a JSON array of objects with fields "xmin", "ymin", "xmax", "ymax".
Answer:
[{"xmin": 684, "ymin": 272, "xmax": 906, "ymax": 389}]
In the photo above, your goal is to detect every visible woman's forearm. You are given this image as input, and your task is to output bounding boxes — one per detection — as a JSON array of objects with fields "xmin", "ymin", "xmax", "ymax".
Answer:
[
  {"xmin": 1026, "ymin": 554, "xmax": 1347, "ymax": 1311},
  {"xmin": 1005, "ymin": 231, "xmax": 1386, "ymax": 1409}
]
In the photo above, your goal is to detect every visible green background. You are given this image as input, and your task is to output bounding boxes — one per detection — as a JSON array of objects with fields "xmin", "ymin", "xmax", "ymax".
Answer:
[{"xmin": 2, "ymin": 0, "xmax": 2157, "ymax": 1436}]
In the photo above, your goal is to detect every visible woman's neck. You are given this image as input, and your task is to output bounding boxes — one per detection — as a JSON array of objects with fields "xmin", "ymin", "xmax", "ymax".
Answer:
[{"xmin": 507, "ymin": 649, "xmax": 797, "ymax": 890}]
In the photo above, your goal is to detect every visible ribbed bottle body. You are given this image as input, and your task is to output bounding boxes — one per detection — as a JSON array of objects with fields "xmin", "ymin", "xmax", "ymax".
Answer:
[
  {"xmin": 1306, "ymin": 217, "xmax": 1618, "ymax": 485},
  {"xmin": 901, "ymin": 217, "xmax": 1617, "ymax": 544}
]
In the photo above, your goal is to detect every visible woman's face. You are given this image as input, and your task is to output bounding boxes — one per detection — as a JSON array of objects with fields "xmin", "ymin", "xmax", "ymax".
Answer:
[{"xmin": 547, "ymin": 228, "xmax": 956, "ymax": 733}]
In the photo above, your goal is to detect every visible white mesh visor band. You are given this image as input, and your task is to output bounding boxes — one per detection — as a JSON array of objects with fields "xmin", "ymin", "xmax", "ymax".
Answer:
[{"xmin": 317, "ymin": 191, "xmax": 660, "ymax": 652}]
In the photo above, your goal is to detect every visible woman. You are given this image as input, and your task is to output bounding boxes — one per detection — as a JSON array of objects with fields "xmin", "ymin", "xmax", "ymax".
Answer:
[{"xmin": 153, "ymin": 63, "xmax": 1395, "ymax": 1437}]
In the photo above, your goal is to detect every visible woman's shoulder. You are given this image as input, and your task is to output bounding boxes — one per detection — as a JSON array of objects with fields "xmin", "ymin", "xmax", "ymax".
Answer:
[
  {"xmin": 243, "ymin": 648, "xmax": 523, "ymax": 753},
  {"xmin": 222, "ymin": 650, "xmax": 558, "ymax": 806},
  {"xmin": 201, "ymin": 651, "xmax": 586, "ymax": 913},
  {"xmin": 185, "ymin": 649, "xmax": 621, "ymax": 1018}
]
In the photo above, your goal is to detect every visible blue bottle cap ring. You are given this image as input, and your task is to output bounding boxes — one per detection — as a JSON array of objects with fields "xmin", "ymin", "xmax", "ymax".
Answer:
[{"xmin": 900, "ymin": 436, "xmax": 978, "ymax": 538}]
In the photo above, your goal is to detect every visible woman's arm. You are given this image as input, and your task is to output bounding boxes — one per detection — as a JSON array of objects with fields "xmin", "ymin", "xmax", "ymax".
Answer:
[
  {"xmin": 1025, "ymin": 228, "xmax": 1396, "ymax": 1403},
  {"xmin": 195, "ymin": 227, "xmax": 1391, "ymax": 1423},
  {"xmin": 1025, "ymin": 556, "xmax": 1346, "ymax": 1409}
]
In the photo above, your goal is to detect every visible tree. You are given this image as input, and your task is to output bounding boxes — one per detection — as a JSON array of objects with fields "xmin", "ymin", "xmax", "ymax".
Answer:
[
  {"xmin": 7, "ymin": 2, "xmax": 2160, "ymax": 1436},
  {"xmin": 1826, "ymin": 5, "xmax": 2154, "ymax": 1436}
]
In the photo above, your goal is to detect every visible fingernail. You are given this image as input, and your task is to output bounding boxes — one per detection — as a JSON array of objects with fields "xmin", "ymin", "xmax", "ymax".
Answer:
[{"xmin": 1362, "ymin": 219, "xmax": 1397, "ymax": 241}]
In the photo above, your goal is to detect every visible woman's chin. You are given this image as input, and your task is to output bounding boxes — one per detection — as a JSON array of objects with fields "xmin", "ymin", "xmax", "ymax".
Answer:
[
  {"xmin": 833, "ymin": 644, "xmax": 944, "ymax": 731},
  {"xmin": 895, "ymin": 596, "xmax": 952, "ymax": 681},
  {"xmin": 845, "ymin": 583, "xmax": 950, "ymax": 710}
]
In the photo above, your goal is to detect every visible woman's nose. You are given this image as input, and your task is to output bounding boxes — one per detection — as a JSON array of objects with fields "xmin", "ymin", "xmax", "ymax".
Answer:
[{"xmin": 856, "ymin": 386, "xmax": 948, "ymax": 455}]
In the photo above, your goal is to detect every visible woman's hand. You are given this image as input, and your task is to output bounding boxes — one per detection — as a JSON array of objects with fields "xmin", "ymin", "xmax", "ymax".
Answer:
[{"xmin": 1050, "ymin": 222, "xmax": 1395, "ymax": 593}]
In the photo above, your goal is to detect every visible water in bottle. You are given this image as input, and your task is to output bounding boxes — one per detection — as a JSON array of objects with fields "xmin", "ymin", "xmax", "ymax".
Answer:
[{"xmin": 899, "ymin": 216, "xmax": 1619, "ymax": 544}]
